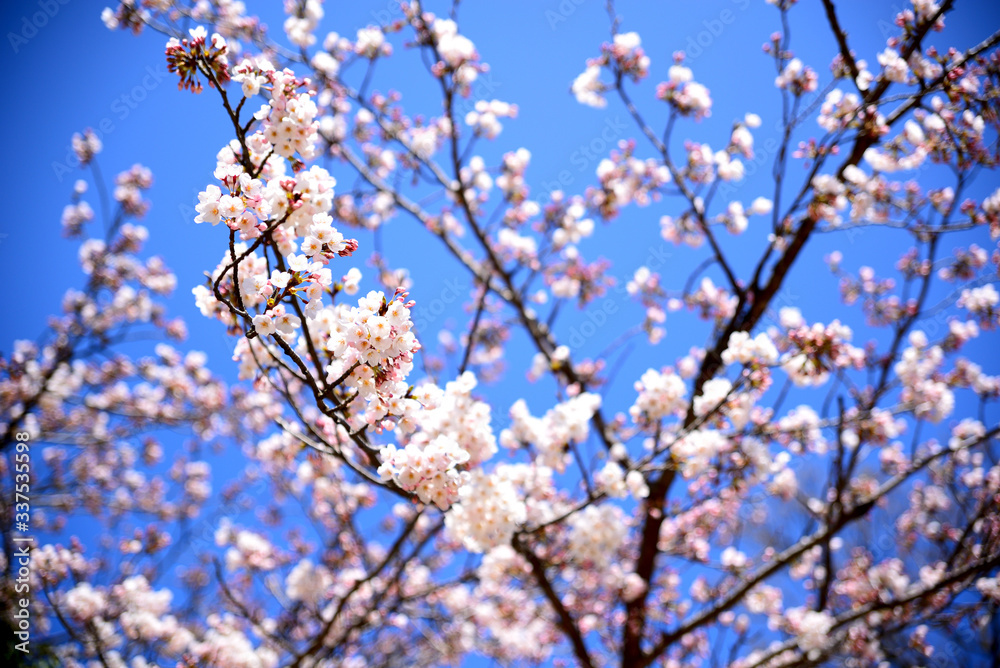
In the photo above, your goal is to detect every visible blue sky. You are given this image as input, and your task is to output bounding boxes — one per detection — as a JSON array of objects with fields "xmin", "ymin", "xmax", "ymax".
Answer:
[
  {"xmin": 3, "ymin": 0, "xmax": 1000, "ymax": 664},
  {"xmin": 0, "ymin": 0, "xmax": 1000, "ymax": 376},
  {"xmin": 3, "ymin": 0, "xmax": 997, "ymax": 397}
]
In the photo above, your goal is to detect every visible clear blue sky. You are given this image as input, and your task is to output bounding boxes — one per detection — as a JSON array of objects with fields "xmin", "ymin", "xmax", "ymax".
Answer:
[
  {"xmin": 3, "ymin": 0, "xmax": 998, "ymax": 391},
  {"xmin": 3, "ymin": 0, "xmax": 999, "ymax": 664}
]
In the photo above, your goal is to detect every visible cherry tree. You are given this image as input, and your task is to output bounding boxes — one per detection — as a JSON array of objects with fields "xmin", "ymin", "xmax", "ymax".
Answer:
[{"xmin": 4, "ymin": 0, "xmax": 1000, "ymax": 666}]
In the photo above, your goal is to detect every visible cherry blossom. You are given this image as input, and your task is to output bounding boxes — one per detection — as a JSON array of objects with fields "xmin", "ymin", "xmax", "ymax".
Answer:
[{"xmin": 8, "ymin": 1, "xmax": 1000, "ymax": 666}]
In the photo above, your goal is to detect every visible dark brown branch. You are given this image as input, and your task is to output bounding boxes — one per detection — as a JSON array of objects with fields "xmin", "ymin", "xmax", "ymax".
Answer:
[{"xmin": 514, "ymin": 537, "xmax": 597, "ymax": 668}]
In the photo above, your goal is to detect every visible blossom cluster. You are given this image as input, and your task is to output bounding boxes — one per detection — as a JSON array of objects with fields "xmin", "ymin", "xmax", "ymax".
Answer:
[
  {"xmin": 567, "ymin": 504, "xmax": 627, "ymax": 567},
  {"xmin": 630, "ymin": 368, "xmax": 688, "ymax": 423},
  {"xmin": 500, "ymin": 393, "xmax": 602, "ymax": 471},
  {"xmin": 29, "ymin": 2, "xmax": 1000, "ymax": 667},
  {"xmin": 165, "ymin": 26, "xmax": 231, "ymax": 93},
  {"xmin": 571, "ymin": 32, "xmax": 650, "ymax": 109},
  {"xmin": 327, "ymin": 290, "xmax": 421, "ymax": 423},
  {"xmin": 445, "ymin": 466, "xmax": 528, "ymax": 551},
  {"xmin": 377, "ymin": 437, "xmax": 470, "ymax": 509},
  {"xmin": 656, "ymin": 59, "xmax": 713, "ymax": 120},
  {"xmin": 376, "ymin": 372, "xmax": 497, "ymax": 508},
  {"xmin": 779, "ymin": 317, "xmax": 865, "ymax": 387}
]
